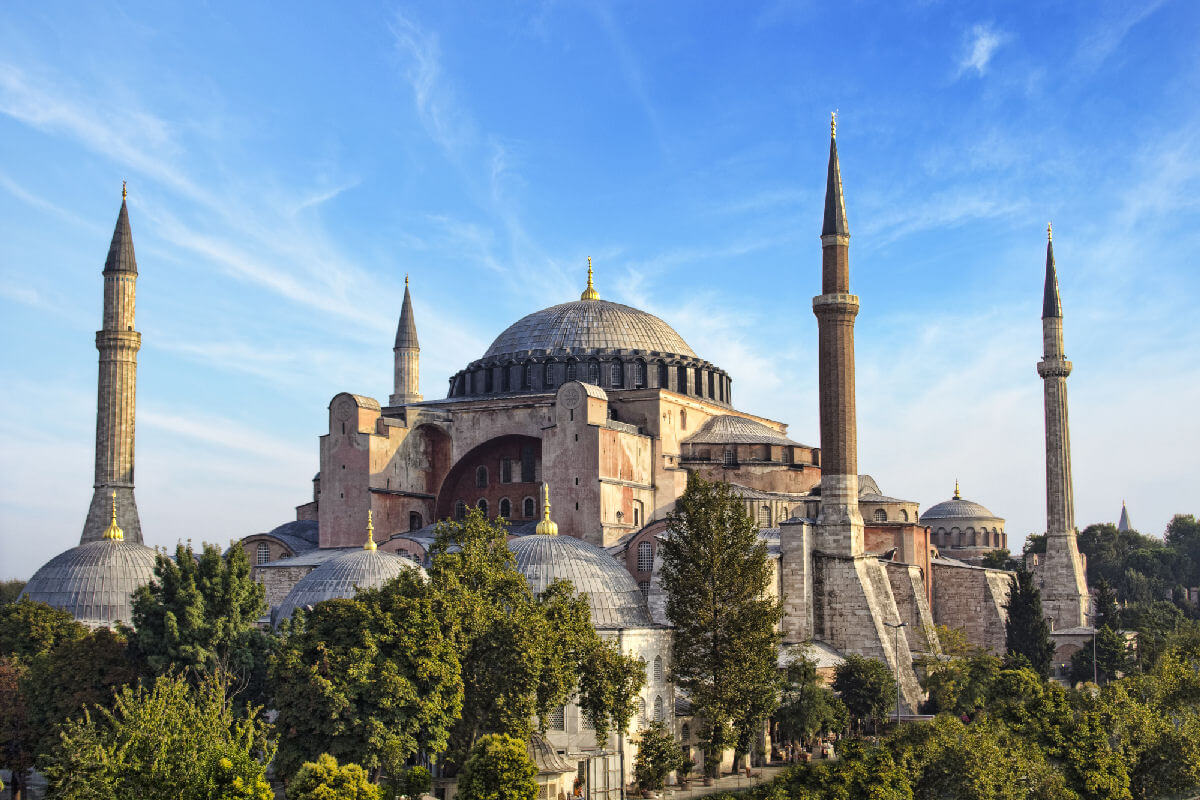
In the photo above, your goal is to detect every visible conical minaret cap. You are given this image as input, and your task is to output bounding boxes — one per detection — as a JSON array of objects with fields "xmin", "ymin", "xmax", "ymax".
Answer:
[
  {"xmin": 821, "ymin": 113, "xmax": 849, "ymax": 237},
  {"xmin": 535, "ymin": 483, "xmax": 558, "ymax": 536},
  {"xmin": 1042, "ymin": 223, "xmax": 1062, "ymax": 319},
  {"xmin": 395, "ymin": 276, "xmax": 419, "ymax": 349},
  {"xmin": 104, "ymin": 184, "xmax": 138, "ymax": 275}
]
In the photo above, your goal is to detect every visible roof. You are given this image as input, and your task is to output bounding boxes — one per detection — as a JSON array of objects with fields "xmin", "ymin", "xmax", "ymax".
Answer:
[
  {"xmin": 684, "ymin": 415, "xmax": 800, "ymax": 447},
  {"xmin": 822, "ymin": 132, "xmax": 848, "ymax": 237},
  {"xmin": 482, "ymin": 299, "xmax": 697, "ymax": 359},
  {"xmin": 725, "ymin": 482, "xmax": 812, "ymax": 502},
  {"xmin": 249, "ymin": 519, "xmax": 320, "ymax": 556},
  {"xmin": 274, "ymin": 547, "xmax": 426, "ymax": 624},
  {"xmin": 529, "ymin": 734, "xmax": 575, "ymax": 775},
  {"xmin": 510, "ymin": 534, "xmax": 652, "ymax": 629},
  {"xmin": 395, "ymin": 281, "xmax": 419, "ymax": 349},
  {"xmin": 920, "ymin": 496, "xmax": 1000, "ymax": 522},
  {"xmin": 779, "ymin": 641, "xmax": 846, "ymax": 670},
  {"xmin": 858, "ymin": 493, "xmax": 911, "ymax": 504},
  {"xmin": 1043, "ymin": 235, "xmax": 1062, "ymax": 319},
  {"xmin": 1117, "ymin": 503, "xmax": 1132, "ymax": 532},
  {"xmin": 104, "ymin": 197, "xmax": 137, "ymax": 275},
  {"xmin": 20, "ymin": 539, "xmax": 158, "ymax": 628},
  {"xmin": 258, "ymin": 547, "xmax": 357, "ymax": 570}
]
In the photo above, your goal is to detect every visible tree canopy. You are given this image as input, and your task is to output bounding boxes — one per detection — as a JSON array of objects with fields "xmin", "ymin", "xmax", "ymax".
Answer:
[
  {"xmin": 831, "ymin": 655, "xmax": 895, "ymax": 733},
  {"xmin": 1003, "ymin": 568, "xmax": 1055, "ymax": 677},
  {"xmin": 775, "ymin": 652, "xmax": 847, "ymax": 745},
  {"xmin": 456, "ymin": 733, "xmax": 538, "ymax": 800},
  {"xmin": 286, "ymin": 754, "xmax": 382, "ymax": 800},
  {"xmin": 0, "ymin": 599, "xmax": 86, "ymax": 662}
]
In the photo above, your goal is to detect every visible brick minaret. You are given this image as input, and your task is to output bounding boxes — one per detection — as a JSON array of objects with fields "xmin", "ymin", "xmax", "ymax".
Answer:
[
  {"xmin": 389, "ymin": 276, "xmax": 422, "ymax": 405},
  {"xmin": 1036, "ymin": 224, "xmax": 1088, "ymax": 628},
  {"xmin": 813, "ymin": 114, "xmax": 864, "ymax": 556},
  {"xmin": 80, "ymin": 185, "xmax": 143, "ymax": 544}
]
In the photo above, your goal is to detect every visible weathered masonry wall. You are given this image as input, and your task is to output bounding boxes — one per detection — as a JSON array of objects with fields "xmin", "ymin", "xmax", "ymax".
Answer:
[{"xmin": 931, "ymin": 561, "xmax": 1011, "ymax": 653}]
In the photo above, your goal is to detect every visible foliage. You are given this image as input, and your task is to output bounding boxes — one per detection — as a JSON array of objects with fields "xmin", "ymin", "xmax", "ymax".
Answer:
[
  {"xmin": 918, "ymin": 648, "xmax": 1001, "ymax": 717},
  {"xmin": 286, "ymin": 753, "xmax": 381, "ymax": 800},
  {"xmin": 1003, "ymin": 568, "xmax": 1055, "ymax": 677},
  {"xmin": 395, "ymin": 765, "xmax": 433, "ymax": 800},
  {"xmin": 633, "ymin": 720, "xmax": 685, "ymax": 791},
  {"xmin": 0, "ymin": 598, "xmax": 85, "ymax": 661},
  {"xmin": 129, "ymin": 541, "xmax": 273, "ymax": 705},
  {"xmin": 0, "ymin": 580, "xmax": 26, "ymax": 606},
  {"xmin": 576, "ymin": 636, "xmax": 646, "ymax": 746},
  {"xmin": 658, "ymin": 473, "xmax": 783, "ymax": 773},
  {"xmin": 0, "ymin": 658, "xmax": 33, "ymax": 800},
  {"xmin": 775, "ymin": 653, "xmax": 847, "ymax": 744},
  {"xmin": 832, "ymin": 655, "xmax": 895, "ymax": 733},
  {"xmin": 271, "ymin": 569, "xmax": 463, "ymax": 781},
  {"xmin": 456, "ymin": 733, "xmax": 538, "ymax": 800},
  {"xmin": 1068, "ymin": 625, "xmax": 1127, "ymax": 685},
  {"xmin": 41, "ymin": 670, "xmax": 274, "ymax": 800},
  {"xmin": 979, "ymin": 549, "xmax": 1017, "ymax": 570}
]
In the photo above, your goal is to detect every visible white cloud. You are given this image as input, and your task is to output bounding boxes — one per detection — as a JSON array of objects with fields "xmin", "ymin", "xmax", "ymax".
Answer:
[{"xmin": 958, "ymin": 23, "xmax": 1010, "ymax": 76}]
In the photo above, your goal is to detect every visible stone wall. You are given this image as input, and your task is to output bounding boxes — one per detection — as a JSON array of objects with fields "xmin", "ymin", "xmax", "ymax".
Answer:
[
  {"xmin": 931, "ymin": 561, "xmax": 1011, "ymax": 653},
  {"xmin": 885, "ymin": 562, "xmax": 939, "ymax": 655},
  {"xmin": 253, "ymin": 565, "xmax": 314, "ymax": 609}
]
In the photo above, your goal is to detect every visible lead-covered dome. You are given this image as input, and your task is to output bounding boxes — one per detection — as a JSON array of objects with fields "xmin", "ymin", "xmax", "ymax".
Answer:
[
  {"xmin": 274, "ymin": 548, "xmax": 426, "ymax": 625},
  {"xmin": 484, "ymin": 300, "xmax": 697, "ymax": 360},
  {"xmin": 20, "ymin": 539, "xmax": 158, "ymax": 628},
  {"xmin": 510, "ymin": 534, "xmax": 652, "ymax": 629}
]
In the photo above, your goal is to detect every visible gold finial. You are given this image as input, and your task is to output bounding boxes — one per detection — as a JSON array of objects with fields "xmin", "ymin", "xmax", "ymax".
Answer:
[
  {"xmin": 405, "ymin": 274, "xmax": 409, "ymax": 287},
  {"xmin": 1047, "ymin": 222, "xmax": 1052, "ymax": 242},
  {"xmin": 953, "ymin": 479, "xmax": 961, "ymax": 500},
  {"xmin": 364, "ymin": 510, "xmax": 377, "ymax": 551},
  {"xmin": 581, "ymin": 257, "xmax": 599, "ymax": 301},
  {"xmin": 121, "ymin": 181, "xmax": 127, "ymax": 201},
  {"xmin": 830, "ymin": 110, "xmax": 837, "ymax": 139},
  {"xmin": 102, "ymin": 491, "xmax": 124, "ymax": 541},
  {"xmin": 535, "ymin": 483, "xmax": 559, "ymax": 536}
]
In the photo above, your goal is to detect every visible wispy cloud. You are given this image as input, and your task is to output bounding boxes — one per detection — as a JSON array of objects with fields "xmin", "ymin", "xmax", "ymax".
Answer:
[
  {"xmin": 1074, "ymin": 0, "xmax": 1168, "ymax": 72},
  {"xmin": 958, "ymin": 23, "xmax": 1010, "ymax": 77}
]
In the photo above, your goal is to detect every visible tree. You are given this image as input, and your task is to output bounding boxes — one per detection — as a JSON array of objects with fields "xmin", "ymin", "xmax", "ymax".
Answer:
[
  {"xmin": 1003, "ymin": 568, "xmax": 1055, "ymax": 677},
  {"xmin": 775, "ymin": 653, "xmax": 847, "ymax": 746},
  {"xmin": 271, "ymin": 570, "xmax": 463, "ymax": 782},
  {"xmin": 1068, "ymin": 626, "xmax": 1127, "ymax": 685},
  {"xmin": 394, "ymin": 765, "xmax": 433, "ymax": 800},
  {"xmin": 456, "ymin": 734, "xmax": 537, "ymax": 800},
  {"xmin": 979, "ymin": 549, "xmax": 1016, "ymax": 570},
  {"xmin": 41, "ymin": 670, "xmax": 274, "ymax": 800},
  {"xmin": 0, "ymin": 599, "xmax": 85, "ymax": 661},
  {"xmin": 658, "ymin": 473, "xmax": 783, "ymax": 774},
  {"xmin": 633, "ymin": 720, "xmax": 685, "ymax": 791},
  {"xmin": 129, "ymin": 542, "xmax": 273, "ymax": 705},
  {"xmin": 1092, "ymin": 580, "xmax": 1119, "ymax": 629},
  {"xmin": 286, "ymin": 754, "xmax": 381, "ymax": 800},
  {"xmin": 832, "ymin": 655, "xmax": 895, "ymax": 733},
  {"xmin": 0, "ymin": 658, "xmax": 33, "ymax": 800},
  {"xmin": 576, "ymin": 637, "xmax": 646, "ymax": 747},
  {"xmin": 0, "ymin": 581, "xmax": 25, "ymax": 606}
]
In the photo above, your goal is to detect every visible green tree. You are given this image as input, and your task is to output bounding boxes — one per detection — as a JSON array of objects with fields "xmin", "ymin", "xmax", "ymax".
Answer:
[
  {"xmin": 0, "ymin": 658, "xmax": 33, "ymax": 800},
  {"xmin": 1069, "ymin": 626, "xmax": 1127, "ymax": 686},
  {"xmin": 1099, "ymin": 680, "xmax": 1200, "ymax": 800},
  {"xmin": 979, "ymin": 549, "xmax": 1016, "ymax": 571},
  {"xmin": 815, "ymin": 739, "xmax": 912, "ymax": 800},
  {"xmin": 832, "ymin": 655, "xmax": 895, "ymax": 733},
  {"xmin": 41, "ymin": 670, "xmax": 274, "ymax": 800},
  {"xmin": 0, "ymin": 599, "xmax": 85, "ymax": 661},
  {"xmin": 633, "ymin": 720, "xmax": 685, "ymax": 791},
  {"xmin": 575, "ymin": 637, "xmax": 646, "ymax": 746},
  {"xmin": 775, "ymin": 653, "xmax": 847, "ymax": 745},
  {"xmin": 456, "ymin": 733, "xmax": 538, "ymax": 800},
  {"xmin": 129, "ymin": 542, "xmax": 273, "ymax": 705},
  {"xmin": 0, "ymin": 581, "xmax": 26, "ymax": 606},
  {"xmin": 287, "ymin": 754, "xmax": 382, "ymax": 800},
  {"xmin": 1003, "ymin": 568, "xmax": 1055, "ymax": 677},
  {"xmin": 271, "ymin": 570, "xmax": 463, "ymax": 781},
  {"xmin": 1092, "ymin": 579, "xmax": 1119, "ymax": 629},
  {"xmin": 658, "ymin": 473, "xmax": 783, "ymax": 774},
  {"xmin": 394, "ymin": 765, "xmax": 433, "ymax": 800}
]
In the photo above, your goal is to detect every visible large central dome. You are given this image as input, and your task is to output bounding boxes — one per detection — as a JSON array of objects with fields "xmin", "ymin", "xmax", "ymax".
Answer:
[{"xmin": 484, "ymin": 299, "xmax": 697, "ymax": 359}]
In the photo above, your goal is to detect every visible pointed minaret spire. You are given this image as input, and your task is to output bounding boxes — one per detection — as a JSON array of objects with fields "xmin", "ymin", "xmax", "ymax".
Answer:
[
  {"xmin": 1043, "ymin": 223, "xmax": 1062, "ymax": 319},
  {"xmin": 822, "ymin": 112, "xmax": 849, "ymax": 238},
  {"xmin": 1117, "ymin": 501, "xmax": 1132, "ymax": 533},
  {"xmin": 81, "ymin": 186, "xmax": 144, "ymax": 544},
  {"xmin": 390, "ymin": 275, "xmax": 422, "ymax": 405}
]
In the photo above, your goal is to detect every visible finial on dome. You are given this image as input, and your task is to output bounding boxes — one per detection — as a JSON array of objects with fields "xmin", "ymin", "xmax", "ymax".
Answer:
[
  {"xmin": 121, "ymin": 181, "xmax": 127, "ymax": 201},
  {"xmin": 535, "ymin": 483, "xmax": 559, "ymax": 536},
  {"xmin": 581, "ymin": 257, "xmax": 599, "ymax": 301},
  {"xmin": 364, "ymin": 510, "xmax": 377, "ymax": 551},
  {"xmin": 831, "ymin": 110, "xmax": 837, "ymax": 139},
  {"xmin": 953, "ymin": 479, "xmax": 961, "ymax": 501},
  {"xmin": 102, "ymin": 491, "xmax": 124, "ymax": 541}
]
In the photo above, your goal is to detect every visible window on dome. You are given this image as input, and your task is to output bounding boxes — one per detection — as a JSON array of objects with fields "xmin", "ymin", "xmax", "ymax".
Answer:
[
  {"xmin": 900, "ymin": 509, "xmax": 909, "ymax": 522},
  {"xmin": 782, "ymin": 448, "xmax": 792, "ymax": 464},
  {"xmin": 501, "ymin": 364, "xmax": 511, "ymax": 392},
  {"xmin": 707, "ymin": 371, "xmax": 714, "ymax": 397},
  {"xmin": 610, "ymin": 361, "xmax": 624, "ymax": 388},
  {"xmin": 874, "ymin": 509, "xmax": 887, "ymax": 522},
  {"xmin": 524, "ymin": 497, "xmax": 536, "ymax": 518},
  {"xmin": 455, "ymin": 501, "xmax": 467, "ymax": 521},
  {"xmin": 566, "ymin": 359, "xmax": 577, "ymax": 381},
  {"xmin": 476, "ymin": 466, "xmax": 488, "ymax": 488},
  {"xmin": 543, "ymin": 361, "xmax": 554, "ymax": 389},
  {"xmin": 477, "ymin": 498, "xmax": 489, "ymax": 516},
  {"xmin": 522, "ymin": 362, "xmax": 533, "ymax": 390},
  {"xmin": 677, "ymin": 365, "xmax": 688, "ymax": 393},
  {"xmin": 587, "ymin": 360, "xmax": 601, "ymax": 384},
  {"xmin": 723, "ymin": 449, "xmax": 736, "ymax": 466},
  {"xmin": 484, "ymin": 369, "xmax": 494, "ymax": 393},
  {"xmin": 499, "ymin": 498, "xmax": 511, "ymax": 519},
  {"xmin": 658, "ymin": 361, "xmax": 668, "ymax": 388},
  {"xmin": 634, "ymin": 360, "xmax": 647, "ymax": 388},
  {"xmin": 409, "ymin": 511, "xmax": 423, "ymax": 531},
  {"xmin": 256, "ymin": 542, "xmax": 270, "ymax": 565},
  {"xmin": 637, "ymin": 541, "xmax": 653, "ymax": 572}
]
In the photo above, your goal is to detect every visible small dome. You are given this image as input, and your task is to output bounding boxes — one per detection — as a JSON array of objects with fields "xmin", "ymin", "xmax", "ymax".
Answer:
[
  {"xmin": 684, "ymin": 414, "xmax": 800, "ymax": 446},
  {"xmin": 20, "ymin": 540, "xmax": 158, "ymax": 628},
  {"xmin": 483, "ymin": 300, "xmax": 697, "ymax": 359},
  {"xmin": 274, "ymin": 548, "xmax": 426, "ymax": 624},
  {"xmin": 509, "ymin": 534, "xmax": 651, "ymax": 629},
  {"xmin": 921, "ymin": 497, "xmax": 1000, "ymax": 521}
]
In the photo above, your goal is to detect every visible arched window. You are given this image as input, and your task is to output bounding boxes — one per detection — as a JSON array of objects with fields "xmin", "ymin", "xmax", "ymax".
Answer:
[
  {"xmin": 566, "ymin": 359, "xmax": 577, "ymax": 381},
  {"xmin": 658, "ymin": 361, "xmax": 669, "ymax": 388},
  {"xmin": 900, "ymin": 509, "xmax": 909, "ymax": 522},
  {"xmin": 632, "ymin": 500, "xmax": 643, "ymax": 527},
  {"xmin": 653, "ymin": 655, "xmax": 663, "ymax": 682},
  {"xmin": 634, "ymin": 360, "xmax": 647, "ymax": 388},
  {"xmin": 477, "ymin": 498, "xmax": 489, "ymax": 516},
  {"xmin": 543, "ymin": 360, "xmax": 554, "ymax": 389},
  {"xmin": 501, "ymin": 363, "xmax": 511, "ymax": 392},
  {"xmin": 524, "ymin": 496, "xmax": 536, "ymax": 518},
  {"xmin": 707, "ymin": 371, "xmax": 715, "ymax": 397},
  {"xmin": 484, "ymin": 369, "xmax": 494, "ymax": 393},
  {"xmin": 476, "ymin": 466, "xmax": 488, "ymax": 488},
  {"xmin": 409, "ymin": 511, "xmax": 423, "ymax": 531},
  {"xmin": 951, "ymin": 527, "xmax": 961, "ymax": 547},
  {"xmin": 637, "ymin": 541, "xmax": 654, "ymax": 572},
  {"xmin": 638, "ymin": 697, "xmax": 647, "ymax": 724},
  {"xmin": 499, "ymin": 498, "xmax": 511, "ymax": 519},
  {"xmin": 681, "ymin": 723, "xmax": 690, "ymax": 742},
  {"xmin": 680, "ymin": 410, "xmax": 687, "ymax": 430},
  {"xmin": 758, "ymin": 505, "xmax": 771, "ymax": 528},
  {"xmin": 677, "ymin": 365, "xmax": 688, "ymax": 394},
  {"xmin": 455, "ymin": 500, "xmax": 467, "ymax": 521},
  {"xmin": 967, "ymin": 527, "xmax": 976, "ymax": 546},
  {"xmin": 653, "ymin": 696, "xmax": 664, "ymax": 722},
  {"xmin": 723, "ymin": 449, "xmax": 736, "ymax": 466},
  {"xmin": 610, "ymin": 361, "xmax": 624, "ymax": 388},
  {"xmin": 256, "ymin": 542, "xmax": 270, "ymax": 565},
  {"xmin": 873, "ymin": 509, "xmax": 887, "ymax": 522},
  {"xmin": 522, "ymin": 362, "xmax": 533, "ymax": 390},
  {"xmin": 587, "ymin": 359, "xmax": 601, "ymax": 384}
]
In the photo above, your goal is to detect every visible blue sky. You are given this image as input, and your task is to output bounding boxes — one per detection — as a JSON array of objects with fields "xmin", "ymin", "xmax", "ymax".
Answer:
[{"xmin": 2, "ymin": 1, "xmax": 1198, "ymax": 579}]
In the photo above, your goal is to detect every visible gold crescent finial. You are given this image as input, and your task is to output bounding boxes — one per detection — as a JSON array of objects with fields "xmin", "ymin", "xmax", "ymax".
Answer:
[
  {"xmin": 122, "ymin": 181, "xmax": 127, "ymax": 201},
  {"xmin": 405, "ymin": 273, "xmax": 409, "ymax": 287},
  {"xmin": 953, "ymin": 479, "xmax": 961, "ymax": 500},
  {"xmin": 102, "ymin": 491, "xmax": 124, "ymax": 541},
  {"xmin": 1047, "ymin": 222, "xmax": 1052, "ymax": 242},
  {"xmin": 364, "ymin": 509, "xmax": 377, "ymax": 551},
  {"xmin": 831, "ymin": 110, "xmax": 837, "ymax": 139},
  {"xmin": 580, "ymin": 257, "xmax": 599, "ymax": 301},
  {"xmin": 535, "ymin": 483, "xmax": 559, "ymax": 535}
]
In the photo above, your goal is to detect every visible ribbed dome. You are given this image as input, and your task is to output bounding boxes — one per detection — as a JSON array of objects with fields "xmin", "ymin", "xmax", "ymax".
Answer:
[
  {"xmin": 684, "ymin": 415, "xmax": 799, "ymax": 446},
  {"xmin": 509, "ymin": 534, "xmax": 651, "ymax": 629},
  {"xmin": 274, "ymin": 548, "xmax": 426, "ymax": 624},
  {"xmin": 483, "ymin": 300, "xmax": 696, "ymax": 359},
  {"xmin": 921, "ymin": 497, "xmax": 998, "ymax": 521},
  {"xmin": 20, "ymin": 540, "xmax": 158, "ymax": 628}
]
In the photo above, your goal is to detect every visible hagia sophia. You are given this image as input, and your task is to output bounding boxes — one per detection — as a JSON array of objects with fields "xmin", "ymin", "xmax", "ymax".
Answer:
[{"xmin": 19, "ymin": 121, "xmax": 1093, "ymax": 792}]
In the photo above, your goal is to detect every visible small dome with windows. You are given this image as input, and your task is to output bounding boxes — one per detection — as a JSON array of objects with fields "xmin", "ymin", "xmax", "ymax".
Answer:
[{"xmin": 922, "ymin": 482, "xmax": 1007, "ymax": 557}]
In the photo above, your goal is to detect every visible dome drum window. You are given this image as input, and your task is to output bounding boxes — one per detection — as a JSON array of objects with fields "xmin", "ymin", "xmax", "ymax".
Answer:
[
  {"xmin": 637, "ymin": 541, "xmax": 654, "ymax": 572},
  {"xmin": 256, "ymin": 542, "xmax": 270, "ymax": 565}
]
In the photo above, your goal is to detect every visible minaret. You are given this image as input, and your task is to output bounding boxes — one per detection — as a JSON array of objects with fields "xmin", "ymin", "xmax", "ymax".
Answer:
[
  {"xmin": 1036, "ymin": 224, "xmax": 1088, "ymax": 629},
  {"xmin": 1117, "ymin": 502, "xmax": 1132, "ymax": 532},
  {"xmin": 389, "ymin": 275, "xmax": 422, "ymax": 405},
  {"xmin": 81, "ymin": 184, "xmax": 144, "ymax": 544},
  {"xmin": 813, "ymin": 112, "xmax": 864, "ymax": 555}
]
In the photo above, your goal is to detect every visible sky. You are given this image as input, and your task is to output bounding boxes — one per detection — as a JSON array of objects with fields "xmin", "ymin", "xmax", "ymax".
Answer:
[{"xmin": 2, "ymin": 1, "xmax": 1198, "ymax": 579}]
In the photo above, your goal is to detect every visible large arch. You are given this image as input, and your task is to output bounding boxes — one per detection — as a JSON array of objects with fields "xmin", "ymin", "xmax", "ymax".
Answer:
[{"xmin": 434, "ymin": 434, "xmax": 543, "ymax": 521}]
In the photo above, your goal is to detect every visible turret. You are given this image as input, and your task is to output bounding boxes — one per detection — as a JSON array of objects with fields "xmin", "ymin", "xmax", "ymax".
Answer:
[{"xmin": 390, "ymin": 276, "xmax": 422, "ymax": 405}]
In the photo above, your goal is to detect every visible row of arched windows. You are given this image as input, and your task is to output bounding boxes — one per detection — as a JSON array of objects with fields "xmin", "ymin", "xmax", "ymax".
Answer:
[
  {"xmin": 870, "ymin": 508, "xmax": 911, "ymax": 522},
  {"xmin": 453, "ymin": 496, "xmax": 538, "ymax": 521},
  {"xmin": 452, "ymin": 356, "xmax": 731, "ymax": 403},
  {"xmin": 932, "ymin": 526, "xmax": 1005, "ymax": 548}
]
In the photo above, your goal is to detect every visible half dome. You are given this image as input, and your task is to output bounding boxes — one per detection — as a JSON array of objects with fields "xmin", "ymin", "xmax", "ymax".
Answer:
[
  {"xmin": 274, "ymin": 548, "xmax": 426, "ymax": 624},
  {"xmin": 20, "ymin": 540, "xmax": 158, "ymax": 628},
  {"xmin": 484, "ymin": 300, "xmax": 696, "ymax": 359},
  {"xmin": 509, "ymin": 534, "xmax": 651, "ymax": 629}
]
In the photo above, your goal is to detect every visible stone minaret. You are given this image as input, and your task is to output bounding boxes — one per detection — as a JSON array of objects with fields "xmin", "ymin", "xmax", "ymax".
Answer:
[
  {"xmin": 80, "ymin": 185, "xmax": 143, "ymax": 544},
  {"xmin": 1036, "ymin": 224, "xmax": 1088, "ymax": 629},
  {"xmin": 389, "ymin": 276, "xmax": 422, "ymax": 405},
  {"xmin": 813, "ymin": 113, "xmax": 864, "ymax": 556}
]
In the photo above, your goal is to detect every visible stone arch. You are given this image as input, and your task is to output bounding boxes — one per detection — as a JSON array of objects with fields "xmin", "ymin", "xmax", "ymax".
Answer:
[
  {"xmin": 409, "ymin": 511, "xmax": 423, "ymax": 531},
  {"xmin": 436, "ymin": 435, "xmax": 542, "ymax": 520},
  {"xmin": 900, "ymin": 509, "xmax": 909, "ymax": 522}
]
